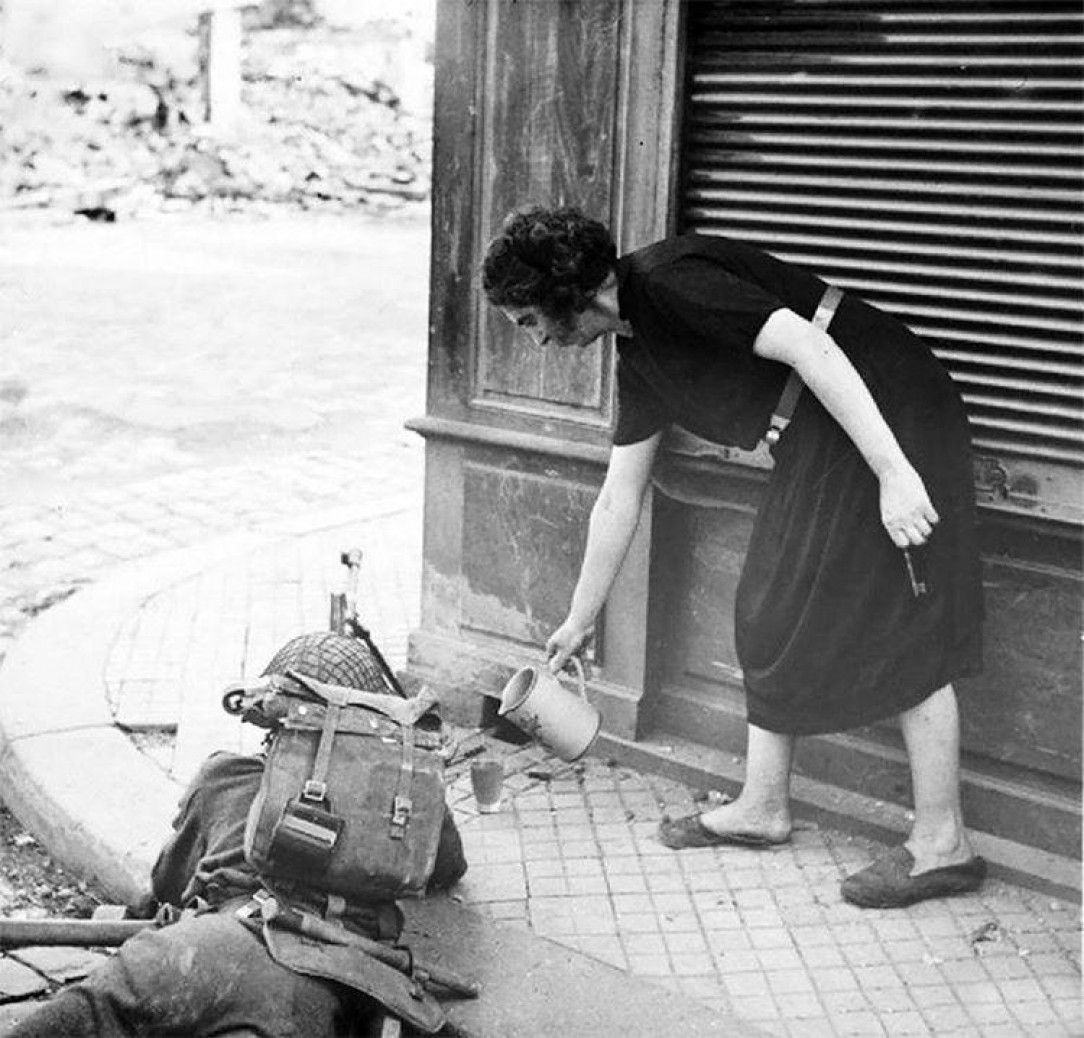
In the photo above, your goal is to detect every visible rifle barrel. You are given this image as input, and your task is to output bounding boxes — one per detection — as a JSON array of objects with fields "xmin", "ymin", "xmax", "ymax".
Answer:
[{"xmin": 0, "ymin": 919, "xmax": 154, "ymax": 948}]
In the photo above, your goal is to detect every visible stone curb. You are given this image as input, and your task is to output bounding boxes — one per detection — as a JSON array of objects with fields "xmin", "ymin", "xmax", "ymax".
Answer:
[{"xmin": 0, "ymin": 532, "xmax": 260, "ymax": 902}]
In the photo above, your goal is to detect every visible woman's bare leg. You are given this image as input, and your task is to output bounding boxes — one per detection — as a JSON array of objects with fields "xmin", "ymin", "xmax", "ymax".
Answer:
[
  {"xmin": 899, "ymin": 683, "xmax": 976, "ymax": 872},
  {"xmin": 691, "ymin": 685, "xmax": 974, "ymax": 871},
  {"xmin": 698, "ymin": 724, "xmax": 794, "ymax": 842}
]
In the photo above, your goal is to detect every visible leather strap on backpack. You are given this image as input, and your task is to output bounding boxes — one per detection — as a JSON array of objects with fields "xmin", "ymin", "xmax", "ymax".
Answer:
[
  {"xmin": 266, "ymin": 682, "xmax": 349, "ymax": 872},
  {"xmin": 304, "ymin": 693, "xmax": 345, "ymax": 805},
  {"xmin": 764, "ymin": 283, "xmax": 844, "ymax": 446},
  {"xmin": 390, "ymin": 727, "xmax": 415, "ymax": 841}
]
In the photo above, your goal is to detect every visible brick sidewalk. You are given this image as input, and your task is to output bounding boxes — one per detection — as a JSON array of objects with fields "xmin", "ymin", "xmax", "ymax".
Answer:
[
  {"xmin": 449, "ymin": 748, "xmax": 1081, "ymax": 1036},
  {"xmin": 107, "ymin": 496, "xmax": 422, "ymax": 781}
]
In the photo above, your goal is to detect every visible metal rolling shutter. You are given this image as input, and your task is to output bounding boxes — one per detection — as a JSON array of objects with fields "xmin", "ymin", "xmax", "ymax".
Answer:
[{"xmin": 680, "ymin": 0, "xmax": 1084, "ymax": 524}]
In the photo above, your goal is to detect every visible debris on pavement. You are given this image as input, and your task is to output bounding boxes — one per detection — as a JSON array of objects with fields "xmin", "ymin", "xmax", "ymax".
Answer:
[
  {"xmin": 0, "ymin": 17, "xmax": 432, "ymax": 217},
  {"xmin": 0, "ymin": 808, "xmax": 104, "ymax": 922},
  {"xmin": 969, "ymin": 919, "xmax": 1006, "ymax": 953}
]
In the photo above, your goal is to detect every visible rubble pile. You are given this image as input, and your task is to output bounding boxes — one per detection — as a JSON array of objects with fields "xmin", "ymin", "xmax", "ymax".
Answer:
[{"xmin": 0, "ymin": 22, "xmax": 432, "ymax": 214}]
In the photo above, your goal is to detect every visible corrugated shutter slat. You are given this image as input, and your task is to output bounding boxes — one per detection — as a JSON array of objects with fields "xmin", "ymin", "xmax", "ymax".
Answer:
[{"xmin": 680, "ymin": 1, "xmax": 1084, "ymax": 522}]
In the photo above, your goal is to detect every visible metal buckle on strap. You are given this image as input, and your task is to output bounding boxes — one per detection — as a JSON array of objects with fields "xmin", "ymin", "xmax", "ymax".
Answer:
[
  {"xmin": 765, "ymin": 384, "xmax": 799, "ymax": 445},
  {"xmin": 302, "ymin": 779, "xmax": 328, "ymax": 803},
  {"xmin": 235, "ymin": 889, "xmax": 273, "ymax": 920},
  {"xmin": 390, "ymin": 794, "xmax": 413, "ymax": 837}
]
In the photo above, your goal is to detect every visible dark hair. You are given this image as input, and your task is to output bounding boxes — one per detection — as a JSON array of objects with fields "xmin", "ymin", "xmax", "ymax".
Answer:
[{"xmin": 481, "ymin": 205, "xmax": 617, "ymax": 322}]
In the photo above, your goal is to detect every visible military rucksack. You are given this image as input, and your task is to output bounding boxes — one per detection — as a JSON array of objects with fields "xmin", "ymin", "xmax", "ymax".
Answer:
[{"xmin": 222, "ymin": 633, "xmax": 447, "ymax": 903}]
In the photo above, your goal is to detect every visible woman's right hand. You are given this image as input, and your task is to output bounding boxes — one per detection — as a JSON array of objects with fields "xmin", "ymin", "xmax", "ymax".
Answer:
[
  {"xmin": 545, "ymin": 619, "xmax": 592, "ymax": 674},
  {"xmin": 879, "ymin": 463, "xmax": 939, "ymax": 547}
]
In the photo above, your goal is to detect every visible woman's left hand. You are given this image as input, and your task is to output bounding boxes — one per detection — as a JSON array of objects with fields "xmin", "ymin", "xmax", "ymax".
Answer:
[{"xmin": 879, "ymin": 464, "xmax": 939, "ymax": 547}]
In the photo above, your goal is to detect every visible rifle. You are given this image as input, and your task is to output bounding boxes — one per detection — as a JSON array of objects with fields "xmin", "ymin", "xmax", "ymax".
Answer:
[
  {"xmin": 330, "ymin": 549, "xmax": 407, "ymax": 699},
  {"xmin": 0, "ymin": 906, "xmax": 155, "ymax": 948},
  {"xmin": 0, "ymin": 900, "xmax": 481, "ymax": 1003}
]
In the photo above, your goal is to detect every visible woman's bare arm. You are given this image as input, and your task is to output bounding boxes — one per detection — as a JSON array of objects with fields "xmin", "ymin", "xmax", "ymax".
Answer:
[
  {"xmin": 754, "ymin": 307, "xmax": 938, "ymax": 547},
  {"xmin": 546, "ymin": 432, "xmax": 663, "ymax": 671}
]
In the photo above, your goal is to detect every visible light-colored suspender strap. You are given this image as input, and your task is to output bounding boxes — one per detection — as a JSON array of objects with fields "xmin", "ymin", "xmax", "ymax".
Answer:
[
  {"xmin": 764, "ymin": 284, "xmax": 845, "ymax": 446},
  {"xmin": 811, "ymin": 284, "xmax": 845, "ymax": 332}
]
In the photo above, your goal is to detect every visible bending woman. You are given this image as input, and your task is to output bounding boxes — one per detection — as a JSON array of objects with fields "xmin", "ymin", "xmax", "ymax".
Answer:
[{"xmin": 482, "ymin": 205, "xmax": 986, "ymax": 909}]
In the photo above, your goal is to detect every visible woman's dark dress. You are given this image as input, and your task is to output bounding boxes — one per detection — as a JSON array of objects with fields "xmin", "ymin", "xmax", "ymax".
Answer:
[{"xmin": 614, "ymin": 234, "xmax": 983, "ymax": 735}]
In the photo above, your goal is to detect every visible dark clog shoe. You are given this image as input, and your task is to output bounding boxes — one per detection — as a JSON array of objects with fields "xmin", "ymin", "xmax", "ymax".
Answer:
[{"xmin": 841, "ymin": 845, "xmax": 987, "ymax": 908}]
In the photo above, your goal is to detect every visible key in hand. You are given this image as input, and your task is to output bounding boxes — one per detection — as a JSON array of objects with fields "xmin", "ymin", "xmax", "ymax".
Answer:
[{"xmin": 902, "ymin": 547, "xmax": 928, "ymax": 598}]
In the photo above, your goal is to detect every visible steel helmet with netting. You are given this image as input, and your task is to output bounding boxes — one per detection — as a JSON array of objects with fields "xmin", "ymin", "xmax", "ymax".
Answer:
[{"xmin": 260, "ymin": 631, "xmax": 385, "ymax": 691}]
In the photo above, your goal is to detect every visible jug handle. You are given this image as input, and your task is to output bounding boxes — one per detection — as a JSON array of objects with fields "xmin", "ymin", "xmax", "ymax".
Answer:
[{"xmin": 561, "ymin": 655, "xmax": 587, "ymax": 698}]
